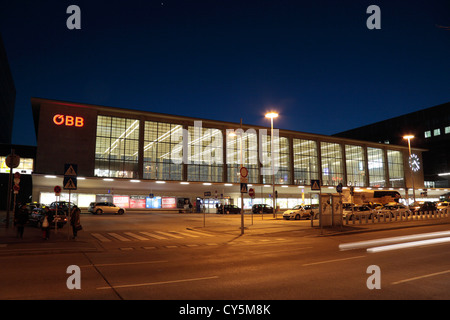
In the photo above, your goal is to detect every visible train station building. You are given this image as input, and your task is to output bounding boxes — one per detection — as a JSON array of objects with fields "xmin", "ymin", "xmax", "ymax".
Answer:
[{"xmin": 30, "ymin": 97, "xmax": 430, "ymax": 211}]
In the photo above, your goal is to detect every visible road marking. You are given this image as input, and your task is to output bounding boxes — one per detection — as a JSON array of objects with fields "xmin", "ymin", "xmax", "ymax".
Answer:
[
  {"xmin": 185, "ymin": 229, "xmax": 214, "ymax": 237},
  {"xmin": 97, "ymin": 276, "xmax": 219, "ymax": 290},
  {"xmin": 81, "ymin": 260, "xmax": 167, "ymax": 268},
  {"xmin": 139, "ymin": 232, "xmax": 167, "ymax": 240},
  {"xmin": 124, "ymin": 232, "xmax": 150, "ymax": 241},
  {"xmin": 302, "ymin": 255, "xmax": 366, "ymax": 267},
  {"xmin": 108, "ymin": 233, "xmax": 131, "ymax": 242},
  {"xmin": 392, "ymin": 269, "xmax": 450, "ymax": 285},
  {"xmin": 171, "ymin": 231, "xmax": 199, "ymax": 238},
  {"xmin": 91, "ymin": 233, "xmax": 112, "ymax": 242},
  {"xmin": 154, "ymin": 231, "xmax": 183, "ymax": 239}
]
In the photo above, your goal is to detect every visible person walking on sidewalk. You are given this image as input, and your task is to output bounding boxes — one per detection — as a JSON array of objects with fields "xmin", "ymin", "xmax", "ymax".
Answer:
[
  {"xmin": 14, "ymin": 204, "xmax": 29, "ymax": 239},
  {"xmin": 70, "ymin": 205, "xmax": 82, "ymax": 239},
  {"xmin": 41, "ymin": 207, "xmax": 54, "ymax": 240}
]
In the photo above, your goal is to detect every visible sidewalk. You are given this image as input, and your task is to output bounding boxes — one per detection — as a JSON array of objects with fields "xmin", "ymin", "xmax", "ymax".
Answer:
[{"xmin": 0, "ymin": 222, "xmax": 98, "ymax": 256}]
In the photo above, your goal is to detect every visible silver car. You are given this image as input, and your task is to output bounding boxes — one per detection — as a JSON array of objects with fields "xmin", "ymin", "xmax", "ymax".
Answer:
[{"xmin": 88, "ymin": 202, "xmax": 125, "ymax": 215}]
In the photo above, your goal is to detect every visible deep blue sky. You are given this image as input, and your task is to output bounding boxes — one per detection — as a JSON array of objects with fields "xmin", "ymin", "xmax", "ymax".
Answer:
[{"xmin": 1, "ymin": 0, "xmax": 449, "ymax": 146}]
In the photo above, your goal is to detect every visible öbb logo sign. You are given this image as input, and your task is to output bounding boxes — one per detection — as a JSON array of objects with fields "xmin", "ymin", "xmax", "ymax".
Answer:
[{"xmin": 53, "ymin": 114, "xmax": 84, "ymax": 127}]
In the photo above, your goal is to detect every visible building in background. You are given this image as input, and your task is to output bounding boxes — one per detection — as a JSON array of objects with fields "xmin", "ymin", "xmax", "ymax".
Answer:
[
  {"xmin": 334, "ymin": 102, "xmax": 450, "ymax": 188},
  {"xmin": 31, "ymin": 97, "xmax": 426, "ymax": 210}
]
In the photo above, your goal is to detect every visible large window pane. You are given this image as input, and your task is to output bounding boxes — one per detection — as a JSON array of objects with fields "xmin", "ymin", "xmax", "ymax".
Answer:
[
  {"xmin": 293, "ymin": 139, "xmax": 318, "ymax": 185},
  {"xmin": 143, "ymin": 121, "xmax": 183, "ymax": 180},
  {"xmin": 95, "ymin": 115, "xmax": 139, "ymax": 178},
  {"xmin": 367, "ymin": 147, "xmax": 385, "ymax": 187},
  {"xmin": 320, "ymin": 142, "xmax": 343, "ymax": 186},
  {"xmin": 345, "ymin": 145, "xmax": 366, "ymax": 187},
  {"xmin": 387, "ymin": 150, "xmax": 404, "ymax": 188},
  {"xmin": 226, "ymin": 129, "xmax": 258, "ymax": 183}
]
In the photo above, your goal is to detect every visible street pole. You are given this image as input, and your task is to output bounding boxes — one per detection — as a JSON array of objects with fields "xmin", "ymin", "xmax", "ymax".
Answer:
[
  {"xmin": 271, "ymin": 117, "xmax": 276, "ymax": 219},
  {"xmin": 240, "ymin": 118, "xmax": 244, "ymax": 235}
]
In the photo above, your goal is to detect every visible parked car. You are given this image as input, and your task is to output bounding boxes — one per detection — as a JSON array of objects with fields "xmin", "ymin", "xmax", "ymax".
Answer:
[
  {"xmin": 218, "ymin": 204, "xmax": 241, "ymax": 214},
  {"xmin": 89, "ymin": 202, "xmax": 125, "ymax": 215},
  {"xmin": 437, "ymin": 202, "xmax": 450, "ymax": 212},
  {"xmin": 377, "ymin": 203, "xmax": 411, "ymax": 218},
  {"xmin": 418, "ymin": 202, "xmax": 437, "ymax": 213},
  {"xmin": 251, "ymin": 204, "xmax": 274, "ymax": 214},
  {"xmin": 303, "ymin": 204, "xmax": 320, "ymax": 219},
  {"xmin": 343, "ymin": 205, "xmax": 375, "ymax": 220},
  {"xmin": 49, "ymin": 201, "xmax": 75, "ymax": 214},
  {"xmin": 28, "ymin": 207, "xmax": 68, "ymax": 228},
  {"xmin": 283, "ymin": 205, "xmax": 310, "ymax": 220}
]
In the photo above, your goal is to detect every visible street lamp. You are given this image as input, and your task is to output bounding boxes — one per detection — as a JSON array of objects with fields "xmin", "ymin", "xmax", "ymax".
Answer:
[
  {"xmin": 265, "ymin": 111, "xmax": 279, "ymax": 218},
  {"xmin": 403, "ymin": 135, "xmax": 416, "ymax": 205}
]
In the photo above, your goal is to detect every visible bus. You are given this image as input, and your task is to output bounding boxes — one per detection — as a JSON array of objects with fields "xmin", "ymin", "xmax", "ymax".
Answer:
[{"xmin": 341, "ymin": 189, "xmax": 401, "ymax": 205}]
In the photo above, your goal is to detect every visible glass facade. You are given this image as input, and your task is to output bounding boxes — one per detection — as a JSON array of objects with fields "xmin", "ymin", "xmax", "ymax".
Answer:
[
  {"xmin": 320, "ymin": 142, "xmax": 344, "ymax": 186},
  {"xmin": 143, "ymin": 121, "xmax": 183, "ymax": 180},
  {"xmin": 187, "ymin": 125, "xmax": 223, "ymax": 182},
  {"xmin": 226, "ymin": 129, "xmax": 258, "ymax": 183},
  {"xmin": 293, "ymin": 138, "xmax": 319, "ymax": 185},
  {"xmin": 93, "ymin": 114, "xmax": 410, "ymax": 189},
  {"xmin": 367, "ymin": 147, "xmax": 385, "ymax": 187},
  {"xmin": 345, "ymin": 145, "xmax": 366, "ymax": 187},
  {"xmin": 387, "ymin": 150, "xmax": 404, "ymax": 188},
  {"xmin": 95, "ymin": 115, "xmax": 139, "ymax": 178},
  {"xmin": 260, "ymin": 134, "xmax": 290, "ymax": 184}
]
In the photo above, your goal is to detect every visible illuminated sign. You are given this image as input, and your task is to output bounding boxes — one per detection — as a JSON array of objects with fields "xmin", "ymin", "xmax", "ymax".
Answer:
[{"xmin": 53, "ymin": 114, "xmax": 84, "ymax": 127}]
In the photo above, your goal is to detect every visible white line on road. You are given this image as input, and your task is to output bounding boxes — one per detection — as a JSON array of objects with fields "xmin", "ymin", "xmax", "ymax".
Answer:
[
  {"xmin": 91, "ymin": 233, "xmax": 112, "ymax": 242},
  {"xmin": 108, "ymin": 233, "xmax": 132, "ymax": 242},
  {"xmin": 171, "ymin": 231, "xmax": 199, "ymax": 237},
  {"xmin": 392, "ymin": 269, "xmax": 450, "ymax": 285},
  {"xmin": 124, "ymin": 232, "xmax": 151, "ymax": 241},
  {"xmin": 154, "ymin": 231, "xmax": 183, "ymax": 239},
  {"xmin": 96, "ymin": 276, "xmax": 219, "ymax": 290},
  {"xmin": 139, "ymin": 232, "xmax": 167, "ymax": 240},
  {"xmin": 302, "ymin": 255, "xmax": 366, "ymax": 267},
  {"xmin": 81, "ymin": 260, "xmax": 168, "ymax": 268}
]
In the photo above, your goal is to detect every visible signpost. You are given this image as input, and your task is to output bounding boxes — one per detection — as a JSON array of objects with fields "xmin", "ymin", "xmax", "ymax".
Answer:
[
  {"xmin": 64, "ymin": 164, "xmax": 77, "ymax": 239},
  {"xmin": 5, "ymin": 150, "xmax": 20, "ymax": 228}
]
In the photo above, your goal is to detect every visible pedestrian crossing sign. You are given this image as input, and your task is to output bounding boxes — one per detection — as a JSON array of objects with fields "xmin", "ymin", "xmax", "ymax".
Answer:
[
  {"xmin": 63, "ymin": 176, "xmax": 77, "ymax": 190},
  {"xmin": 311, "ymin": 179, "xmax": 321, "ymax": 191},
  {"xmin": 240, "ymin": 183, "xmax": 248, "ymax": 193},
  {"xmin": 64, "ymin": 163, "xmax": 78, "ymax": 176}
]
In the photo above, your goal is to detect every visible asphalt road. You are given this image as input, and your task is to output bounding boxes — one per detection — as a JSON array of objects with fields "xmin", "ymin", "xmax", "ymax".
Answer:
[{"xmin": 1, "ymin": 212, "xmax": 449, "ymax": 307}]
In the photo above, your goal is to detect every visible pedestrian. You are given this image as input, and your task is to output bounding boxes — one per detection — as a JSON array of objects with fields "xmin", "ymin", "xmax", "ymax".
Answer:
[
  {"xmin": 70, "ymin": 205, "xmax": 82, "ymax": 239},
  {"xmin": 41, "ymin": 207, "xmax": 53, "ymax": 240},
  {"xmin": 14, "ymin": 204, "xmax": 29, "ymax": 239}
]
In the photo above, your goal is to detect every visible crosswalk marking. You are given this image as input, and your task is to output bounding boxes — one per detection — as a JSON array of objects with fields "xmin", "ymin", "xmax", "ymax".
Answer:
[
  {"xmin": 91, "ymin": 233, "xmax": 112, "ymax": 242},
  {"xmin": 171, "ymin": 231, "xmax": 199, "ymax": 238},
  {"xmin": 124, "ymin": 232, "xmax": 150, "ymax": 241},
  {"xmin": 184, "ymin": 229, "xmax": 214, "ymax": 237},
  {"xmin": 108, "ymin": 233, "xmax": 131, "ymax": 242},
  {"xmin": 154, "ymin": 231, "xmax": 183, "ymax": 239},
  {"xmin": 139, "ymin": 232, "xmax": 168, "ymax": 240},
  {"xmin": 90, "ymin": 229, "xmax": 216, "ymax": 243}
]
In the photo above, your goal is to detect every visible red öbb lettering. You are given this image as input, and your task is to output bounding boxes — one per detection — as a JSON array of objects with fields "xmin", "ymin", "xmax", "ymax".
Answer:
[{"xmin": 53, "ymin": 114, "xmax": 84, "ymax": 127}]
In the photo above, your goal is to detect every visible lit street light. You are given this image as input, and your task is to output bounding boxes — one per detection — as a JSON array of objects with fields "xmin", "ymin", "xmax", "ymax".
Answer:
[{"xmin": 265, "ymin": 111, "xmax": 278, "ymax": 218}]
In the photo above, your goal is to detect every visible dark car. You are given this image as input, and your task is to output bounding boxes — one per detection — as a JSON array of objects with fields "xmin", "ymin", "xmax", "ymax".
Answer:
[
  {"xmin": 218, "ymin": 204, "xmax": 241, "ymax": 214},
  {"xmin": 49, "ymin": 201, "xmax": 75, "ymax": 214},
  {"xmin": 418, "ymin": 202, "xmax": 437, "ymax": 214},
  {"xmin": 28, "ymin": 207, "xmax": 68, "ymax": 228},
  {"xmin": 252, "ymin": 204, "xmax": 274, "ymax": 214}
]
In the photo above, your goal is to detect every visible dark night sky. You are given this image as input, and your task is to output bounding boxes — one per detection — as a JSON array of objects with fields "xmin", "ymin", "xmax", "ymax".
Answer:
[{"xmin": 1, "ymin": 0, "xmax": 449, "ymax": 146}]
